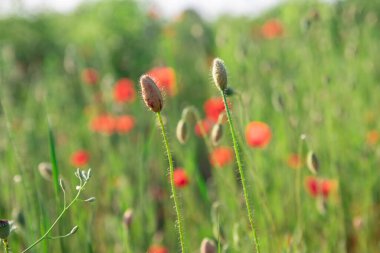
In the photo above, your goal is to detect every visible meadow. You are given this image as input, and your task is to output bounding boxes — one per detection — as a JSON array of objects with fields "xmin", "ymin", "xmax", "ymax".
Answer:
[{"xmin": 0, "ymin": 0, "xmax": 379, "ymax": 252}]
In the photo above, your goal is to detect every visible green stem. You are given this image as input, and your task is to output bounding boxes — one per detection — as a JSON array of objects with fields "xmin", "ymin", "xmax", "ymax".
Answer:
[
  {"xmin": 157, "ymin": 112, "xmax": 186, "ymax": 253},
  {"xmin": 3, "ymin": 239, "xmax": 9, "ymax": 253},
  {"xmin": 221, "ymin": 91, "xmax": 261, "ymax": 253},
  {"xmin": 21, "ymin": 182, "xmax": 86, "ymax": 253}
]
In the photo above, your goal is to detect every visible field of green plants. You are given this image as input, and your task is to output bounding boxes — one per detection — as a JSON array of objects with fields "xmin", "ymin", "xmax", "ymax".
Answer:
[{"xmin": 0, "ymin": 0, "xmax": 379, "ymax": 252}]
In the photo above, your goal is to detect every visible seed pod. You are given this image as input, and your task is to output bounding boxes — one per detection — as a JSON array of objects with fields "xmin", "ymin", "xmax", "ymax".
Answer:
[
  {"xmin": 306, "ymin": 151, "xmax": 319, "ymax": 174},
  {"xmin": 0, "ymin": 219, "xmax": 10, "ymax": 239},
  {"xmin": 212, "ymin": 58, "xmax": 228, "ymax": 91},
  {"xmin": 140, "ymin": 75, "xmax": 163, "ymax": 113},
  {"xmin": 176, "ymin": 119, "xmax": 188, "ymax": 144},
  {"xmin": 123, "ymin": 209, "xmax": 133, "ymax": 230},
  {"xmin": 38, "ymin": 162, "xmax": 52, "ymax": 181},
  {"xmin": 200, "ymin": 238, "xmax": 216, "ymax": 253},
  {"xmin": 69, "ymin": 226, "xmax": 79, "ymax": 235},
  {"xmin": 211, "ymin": 123, "xmax": 223, "ymax": 146}
]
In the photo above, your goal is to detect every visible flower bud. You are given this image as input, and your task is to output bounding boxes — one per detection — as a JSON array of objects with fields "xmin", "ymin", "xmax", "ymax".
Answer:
[
  {"xmin": 140, "ymin": 75, "xmax": 163, "ymax": 113},
  {"xmin": 176, "ymin": 119, "xmax": 188, "ymax": 144},
  {"xmin": 181, "ymin": 106, "xmax": 197, "ymax": 124},
  {"xmin": 38, "ymin": 162, "xmax": 52, "ymax": 181},
  {"xmin": 200, "ymin": 238, "xmax": 216, "ymax": 253},
  {"xmin": 0, "ymin": 219, "xmax": 10, "ymax": 239},
  {"xmin": 212, "ymin": 58, "xmax": 228, "ymax": 91},
  {"xmin": 211, "ymin": 123, "xmax": 223, "ymax": 146},
  {"xmin": 306, "ymin": 151, "xmax": 319, "ymax": 174},
  {"xmin": 123, "ymin": 209, "xmax": 133, "ymax": 230}
]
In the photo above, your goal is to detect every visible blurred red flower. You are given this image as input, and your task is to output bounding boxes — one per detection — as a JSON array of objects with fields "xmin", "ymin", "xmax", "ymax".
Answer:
[
  {"xmin": 204, "ymin": 98, "xmax": 230, "ymax": 123},
  {"xmin": 147, "ymin": 67, "xmax": 176, "ymax": 96},
  {"xmin": 306, "ymin": 176, "xmax": 319, "ymax": 197},
  {"xmin": 245, "ymin": 121, "xmax": 272, "ymax": 148},
  {"xmin": 366, "ymin": 130, "xmax": 379, "ymax": 146},
  {"xmin": 148, "ymin": 245, "xmax": 168, "ymax": 253},
  {"xmin": 114, "ymin": 78, "xmax": 136, "ymax": 103},
  {"xmin": 261, "ymin": 19, "xmax": 284, "ymax": 39},
  {"xmin": 173, "ymin": 168, "xmax": 189, "ymax": 188},
  {"xmin": 81, "ymin": 68, "xmax": 98, "ymax": 85},
  {"xmin": 194, "ymin": 119, "xmax": 213, "ymax": 137},
  {"xmin": 71, "ymin": 150, "xmax": 90, "ymax": 167},
  {"xmin": 210, "ymin": 146, "xmax": 234, "ymax": 167},
  {"xmin": 115, "ymin": 115, "xmax": 135, "ymax": 134},
  {"xmin": 305, "ymin": 177, "xmax": 337, "ymax": 199},
  {"xmin": 90, "ymin": 115, "xmax": 115, "ymax": 135},
  {"xmin": 287, "ymin": 154, "xmax": 301, "ymax": 169}
]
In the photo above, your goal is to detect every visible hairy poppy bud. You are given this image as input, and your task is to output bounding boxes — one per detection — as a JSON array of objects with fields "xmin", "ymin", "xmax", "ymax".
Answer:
[
  {"xmin": 212, "ymin": 58, "xmax": 228, "ymax": 91},
  {"xmin": 306, "ymin": 151, "xmax": 319, "ymax": 174},
  {"xmin": 200, "ymin": 238, "xmax": 216, "ymax": 253},
  {"xmin": 0, "ymin": 219, "xmax": 10, "ymax": 239},
  {"xmin": 211, "ymin": 123, "xmax": 223, "ymax": 146},
  {"xmin": 38, "ymin": 162, "xmax": 52, "ymax": 181},
  {"xmin": 140, "ymin": 75, "xmax": 163, "ymax": 113},
  {"xmin": 176, "ymin": 119, "xmax": 188, "ymax": 144},
  {"xmin": 123, "ymin": 209, "xmax": 133, "ymax": 230}
]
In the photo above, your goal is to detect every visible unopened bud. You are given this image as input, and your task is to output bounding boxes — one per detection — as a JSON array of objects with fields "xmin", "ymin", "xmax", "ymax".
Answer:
[
  {"xmin": 200, "ymin": 238, "xmax": 216, "ymax": 253},
  {"xmin": 70, "ymin": 226, "xmax": 79, "ymax": 235},
  {"xmin": 38, "ymin": 162, "xmax": 53, "ymax": 181},
  {"xmin": 211, "ymin": 123, "xmax": 223, "ymax": 146},
  {"xmin": 212, "ymin": 58, "xmax": 228, "ymax": 91},
  {"xmin": 123, "ymin": 209, "xmax": 133, "ymax": 230},
  {"xmin": 140, "ymin": 75, "xmax": 163, "ymax": 113},
  {"xmin": 84, "ymin": 197, "xmax": 96, "ymax": 202},
  {"xmin": 181, "ymin": 106, "xmax": 197, "ymax": 123},
  {"xmin": 0, "ymin": 219, "xmax": 10, "ymax": 239},
  {"xmin": 306, "ymin": 151, "xmax": 319, "ymax": 174},
  {"xmin": 176, "ymin": 119, "xmax": 188, "ymax": 144}
]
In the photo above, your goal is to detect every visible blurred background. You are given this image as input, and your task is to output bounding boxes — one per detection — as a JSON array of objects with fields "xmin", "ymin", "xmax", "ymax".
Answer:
[{"xmin": 0, "ymin": 0, "xmax": 380, "ymax": 252}]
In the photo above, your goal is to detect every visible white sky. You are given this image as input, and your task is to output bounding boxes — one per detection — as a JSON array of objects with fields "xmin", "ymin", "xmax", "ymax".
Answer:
[{"xmin": 0, "ymin": 0, "xmax": 283, "ymax": 18}]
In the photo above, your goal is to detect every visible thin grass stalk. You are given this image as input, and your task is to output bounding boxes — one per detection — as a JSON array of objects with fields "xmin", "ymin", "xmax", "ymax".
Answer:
[{"xmin": 220, "ymin": 91, "xmax": 261, "ymax": 253}]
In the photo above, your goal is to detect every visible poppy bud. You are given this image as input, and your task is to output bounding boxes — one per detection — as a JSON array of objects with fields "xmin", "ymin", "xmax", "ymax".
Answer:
[
  {"xmin": 176, "ymin": 119, "xmax": 188, "ymax": 144},
  {"xmin": 0, "ymin": 219, "xmax": 10, "ymax": 239},
  {"xmin": 200, "ymin": 238, "xmax": 216, "ymax": 253},
  {"xmin": 212, "ymin": 58, "xmax": 228, "ymax": 91},
  {"xmin": 140, "ymin": 75, "xmax": 163, "ymax": 113},
  {"xmin": 306, "ymin": 151, "xmax": 319, "ymax": 174},
  {"xmin": 38, "ymin": 162, "xmax": 52, "ymax": 181},
  {"xmin": 123, "ymin": 209, "xmax": 133, "ymax": 230},
  {"xmin": 211, "ymin": 123, "xmax": 223, "ymax": 146}
]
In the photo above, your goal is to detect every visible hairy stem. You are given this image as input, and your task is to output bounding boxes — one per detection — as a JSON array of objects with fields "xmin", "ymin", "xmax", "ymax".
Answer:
[
  {"xmin": 157, "ymin": 112, "xmax": 186, "ymax": 253},
  {"xmin": 221, "ymin": 91, "xmax": 261, "ymax": 253}
]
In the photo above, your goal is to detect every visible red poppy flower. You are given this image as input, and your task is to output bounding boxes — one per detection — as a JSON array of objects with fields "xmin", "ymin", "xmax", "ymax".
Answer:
[
  {"xmin": 148, "ymin": 245, "xmax": 168, "ymax": 253},
  {"xmin": 209, "ymin": 146, "xmax": 234, "ymax": 167},
  {"xmin": 90, "ymin": 115, "xmax": 115, "ymax": 135},
  {"xmin": 305, "ymin": 176, "xmax": 319, "ymax": 197},
  {"xmin": 115, "ymin": 115, "xmax": 135, "ymax": 134},
  {"xmin": 147, "ymin": 67, "xmax": 176, "ymax": 96},
  {"xmin": 366, "ymin": 130, "xmax": 379, "ymax": 146},
  {"xmin": 245, "ymin": 121, "xmax": 272, "ymax": 148},
  {"xmin": 173, "ymin": 168, "xmax": 189, "ymax": 188},
  {"xmin": 71, "ymin": 150, "xmax": 90, "ymax": 167},
  {"xmin": 113, "ymin": 78, "xmax": 136, "ymax": 103},
  {"xmin": 204, "ymin": 98, "xmax": 231, "ymax": 123},
  {"xmin": 287, "ymin": 154, "xmax": 301, "ymax": 169},
  {"xmin": 81, "ymin": 68, "xmax": 98, "ymax": 85},
  {"xmin": 261, "ymin": 19, "xmax": 284, "ymax": 39},
  {"xmin": 194, "ymin": 119, "xmax": 213, "ymax": 137}
]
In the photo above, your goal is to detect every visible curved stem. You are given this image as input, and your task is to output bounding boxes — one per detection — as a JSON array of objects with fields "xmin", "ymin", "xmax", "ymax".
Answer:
[
  {"xmin": 157, "ymin": 112, "xmax": 186, "ymax": 253},
  {"xmin": 21, "ymin": 182, "xmax": 86, "ymax": 253},
  {"xmin": 221, "ymin": 91, "xmax": 261, "ymax": 253}
]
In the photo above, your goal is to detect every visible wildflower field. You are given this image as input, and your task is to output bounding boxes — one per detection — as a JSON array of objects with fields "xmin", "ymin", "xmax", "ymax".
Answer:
[{"xmin": 0, "ymin": 0, "xmax": 380, "ymax": 252}]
